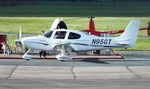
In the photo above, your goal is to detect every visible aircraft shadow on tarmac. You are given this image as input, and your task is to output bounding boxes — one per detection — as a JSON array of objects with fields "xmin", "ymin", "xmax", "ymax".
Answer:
[{"xmin": 74, "ymin": 58, "xmax": 109, "ymax": 64}]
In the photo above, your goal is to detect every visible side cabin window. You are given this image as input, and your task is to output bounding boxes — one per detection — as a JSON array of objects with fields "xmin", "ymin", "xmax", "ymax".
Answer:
[
  {"xmin": 43, "ymin": 31, "xmax": 53, "ymax": 38},
  {"xmin": 54, "ymin": 31, "xmax": 67, "ymax": 39},
  {"xmin": 68, "ymin": 32, "xmax": 81, "ymax": 39}
]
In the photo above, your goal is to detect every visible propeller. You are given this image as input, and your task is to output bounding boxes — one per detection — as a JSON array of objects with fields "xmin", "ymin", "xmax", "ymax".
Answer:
[{"xmin": 15, "ymin": 27, "xmax": 22, "ymax": 43}]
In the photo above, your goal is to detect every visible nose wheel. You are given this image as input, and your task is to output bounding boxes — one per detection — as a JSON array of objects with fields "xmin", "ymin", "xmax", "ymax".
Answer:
[{"xmin": 56, "ymin": 45, "xmax": 72, "ymax": 61}]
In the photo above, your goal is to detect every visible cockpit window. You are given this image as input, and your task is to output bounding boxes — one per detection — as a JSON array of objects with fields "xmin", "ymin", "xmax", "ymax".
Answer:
[
  {"xmin": 43, "ymin": 31, "xmax": 53, "ymax": 38},
  {"xmin": 54, "ymin": 31, "xmax": 67, "ymax": 39},
  {"xmin": 68, "ymin": 32, "xmax": 81, "ymax": 39}
]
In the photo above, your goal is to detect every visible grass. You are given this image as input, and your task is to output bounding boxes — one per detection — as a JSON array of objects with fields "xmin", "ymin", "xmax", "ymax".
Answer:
[
  {"xmin": 134, "ymin": 39, "xmax": 150, "ymax": 50},
  {"xmin": 0, "ymin": 17, "xmax": 150, "ymax": 51},
  {"xmin": 0, "ymin": 17, "xmax": 149, "ymax": 34}
]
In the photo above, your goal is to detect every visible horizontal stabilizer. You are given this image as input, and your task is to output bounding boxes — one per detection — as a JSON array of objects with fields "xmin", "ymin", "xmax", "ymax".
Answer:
[
  {"xmin": 117, "ymin": 41, "xmax": 130, "ymax": 45},
  {"xmin": 117, "ymin": 39, "xmax": 130, "ymax": 45}
]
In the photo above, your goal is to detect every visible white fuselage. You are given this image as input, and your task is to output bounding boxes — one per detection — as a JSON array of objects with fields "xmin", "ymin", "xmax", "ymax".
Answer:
[{"xmin": 22, "ymin": 29, "xmax": 127, "ymax": 52}]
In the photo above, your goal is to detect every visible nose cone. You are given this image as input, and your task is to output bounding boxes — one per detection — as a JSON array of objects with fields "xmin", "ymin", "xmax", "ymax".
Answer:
[
  {"xmin": 21, "ymin": 37, "xmax": 32, "ymax": 46},
  {"xmin": 21, "ymin": 36, "xmax": 50, "ymax": 50},
  {"xmin": 21, "ymin": 38, "xmax": 25, "ymax": 45},
  {"xmin": 21, "ymin": 36, "xmax": 40, "ymax": 46}
]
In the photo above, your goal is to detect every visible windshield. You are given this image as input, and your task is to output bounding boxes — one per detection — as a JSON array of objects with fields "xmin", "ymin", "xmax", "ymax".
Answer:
[{"xmin": 43, "ymin": 31, "xmax": 53, "ymax": 38}]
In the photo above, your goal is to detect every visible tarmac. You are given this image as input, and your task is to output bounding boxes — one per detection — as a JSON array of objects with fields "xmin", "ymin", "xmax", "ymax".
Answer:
[{"xmin": 0, "ymin": 51, "xmax": 150, "ymax": 80}]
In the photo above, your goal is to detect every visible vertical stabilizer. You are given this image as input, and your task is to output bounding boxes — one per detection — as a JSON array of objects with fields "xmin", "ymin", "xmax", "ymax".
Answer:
[{"xmin": 117, "ymin": 20, "xmax": 141, "ymax": 48}]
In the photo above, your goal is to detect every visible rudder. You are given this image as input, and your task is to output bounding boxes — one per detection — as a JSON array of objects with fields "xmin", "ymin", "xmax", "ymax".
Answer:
[{"xmin": 117, "ymin": 20, "xmax": 141, "ymax": 48}]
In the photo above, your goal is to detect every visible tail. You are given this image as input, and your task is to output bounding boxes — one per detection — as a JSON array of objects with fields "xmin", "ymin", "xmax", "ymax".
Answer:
[{"xmin": 117, "ymin": 20, "xmax": 141, "ymax": 48}]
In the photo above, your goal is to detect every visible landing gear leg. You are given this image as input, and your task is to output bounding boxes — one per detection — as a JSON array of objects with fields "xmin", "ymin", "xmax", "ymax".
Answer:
[
  {"xmin": 22, "ymin": 49, "xmax": 33, "ymax": 60},
  {"xmin": 56, "ymin": 45, "xmax": 72, "ymax": 61}
]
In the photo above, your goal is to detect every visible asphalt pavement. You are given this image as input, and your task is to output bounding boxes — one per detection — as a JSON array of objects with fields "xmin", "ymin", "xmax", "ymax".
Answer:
[
  {"xmin": 0, "ymin": 79, "xmax": 150, "ymax": 89},
  {"xmin": 0, "ymin": 51, "xmax": 150, "ymax": 89}
]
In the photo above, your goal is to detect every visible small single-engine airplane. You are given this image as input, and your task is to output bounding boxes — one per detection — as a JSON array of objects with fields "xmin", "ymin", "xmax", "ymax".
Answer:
[{"xmin": 21, "ymin": 20, "xmax": 140, "ymax": 61}]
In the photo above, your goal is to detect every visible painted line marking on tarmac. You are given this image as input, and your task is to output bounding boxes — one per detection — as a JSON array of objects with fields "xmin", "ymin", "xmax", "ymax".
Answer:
[{"xmin": 7, "ymin": 65, "xmax": 18, "ymax": 79}]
